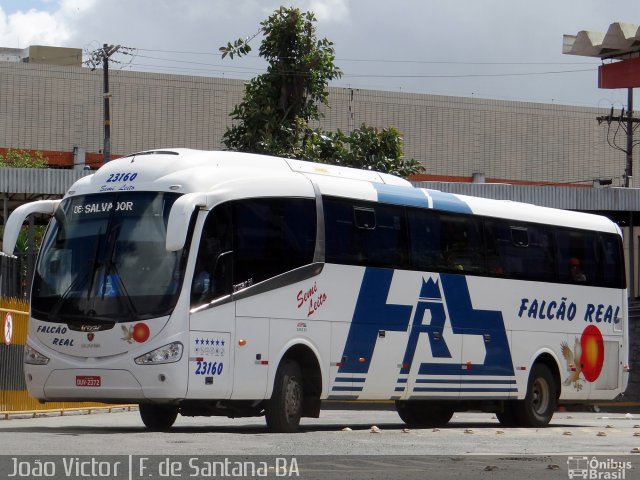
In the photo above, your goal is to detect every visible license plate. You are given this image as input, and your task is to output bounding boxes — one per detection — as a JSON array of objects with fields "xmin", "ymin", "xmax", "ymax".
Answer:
[{"xmin": 75, "ymin": 375, "xmax": 101, "ymax": 387}]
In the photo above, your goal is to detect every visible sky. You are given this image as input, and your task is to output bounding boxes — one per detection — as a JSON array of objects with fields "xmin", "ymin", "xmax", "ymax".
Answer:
[{"xmin": 0, "ymin": 0, "xmax": 638, "ymax": 108}]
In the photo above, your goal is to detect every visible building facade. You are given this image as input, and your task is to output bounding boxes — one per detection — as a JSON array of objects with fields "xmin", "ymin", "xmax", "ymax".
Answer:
[{"xmin": 0, "ymin": 58, "xmax": 636, "ymax": 186}]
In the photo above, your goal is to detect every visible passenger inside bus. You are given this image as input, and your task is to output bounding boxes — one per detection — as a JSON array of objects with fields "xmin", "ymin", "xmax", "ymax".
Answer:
[
  {"xmin": 569, "ymin": 257, "xmax": 587, "ymax": 282},
  {"xmin": 192, "ymin": 257, "xmax": 212, "ymax": 300}
]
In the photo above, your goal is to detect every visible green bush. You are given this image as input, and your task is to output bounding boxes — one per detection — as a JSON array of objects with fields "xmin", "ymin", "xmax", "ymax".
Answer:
[{"xmin": 0, "ymin": 149, "xmax": 48, "ymax": 168}]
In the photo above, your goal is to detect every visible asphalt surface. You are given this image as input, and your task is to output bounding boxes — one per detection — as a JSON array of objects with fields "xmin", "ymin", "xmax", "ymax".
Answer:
[{"xmin": 0, "ymin": 408, "xmax": 639, "ymax": 479}]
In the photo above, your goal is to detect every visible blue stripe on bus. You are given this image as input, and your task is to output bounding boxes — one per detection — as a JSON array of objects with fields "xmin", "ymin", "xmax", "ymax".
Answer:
[
  {"xmin": 332, "ymin": 386, "xmax": 364, "ymax": 392},
  {"xmin": 394, "ymin": 387, "xmax": 405, "ymax": 392},
  {"xmin": 373, "ymin": 184, "xmax": 472, "ymax": 214},
  {"xmin": 372, "ymin": 183, "xmax": 430, "ymax": 208},
  {"xmin": 397, "ymin": 378, "xmax": 408, "ymax": 384},
  {"xmin": 333, "ymin": 377, "xmax": 366, "ymax": 383},
  {"xmin": 427, "ymin": 190, "xmax": 473, "ymax": 214}
]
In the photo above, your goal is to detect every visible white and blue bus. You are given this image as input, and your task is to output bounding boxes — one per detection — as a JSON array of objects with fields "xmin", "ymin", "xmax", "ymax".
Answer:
[{"xmin": 2, "ymin": 149, "xmax": 628, "ymax": 432}]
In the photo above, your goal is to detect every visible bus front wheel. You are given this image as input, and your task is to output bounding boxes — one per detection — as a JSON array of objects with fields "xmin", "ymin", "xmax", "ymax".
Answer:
[
  {"xmin": 139, "ymin": 403, "xmax": 178, "ymax": 431},
  {"xmin": 265, "ymin": 360, "xmax": 303, "ymax": 433}
]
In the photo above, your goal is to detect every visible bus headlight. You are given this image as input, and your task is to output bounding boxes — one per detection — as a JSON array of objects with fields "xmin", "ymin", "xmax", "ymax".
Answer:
[
  {"xmin": 24, "ymin": 345, "xmax": 50, "ymax": 365},
  {"xmin": 134, "ymin": 342, "xmax": 183, "ymax": 365}
]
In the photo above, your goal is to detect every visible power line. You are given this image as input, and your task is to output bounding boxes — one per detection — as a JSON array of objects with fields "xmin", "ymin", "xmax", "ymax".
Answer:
[
  {"xmin": 121, "ymin": 51, "xmax": 265, "ymax": 72},
  {"xmin": 342, "ymin": 68, "xmax": 596, "ymax": 79},
  {"xmin": 124, "ymin": 53, "xmax": 597, "ymax": 79},
  {"xmin": 132, "ymin": 47, "xmax": 597, "ymax": 66}
]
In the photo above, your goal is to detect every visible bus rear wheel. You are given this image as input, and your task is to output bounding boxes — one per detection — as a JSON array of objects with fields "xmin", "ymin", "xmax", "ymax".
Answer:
[
  {"xmin": 139, "ymin": 403, "xmax": 178, "ymax": 431},
  {"xmin": 395, "ymin": 400, "xmax": 454, "ymax": 428},
  {"xmin": 265, "ymin": 360, "xmax": 303, "ymax": 433},
  {"xmin": 514, "ymin": 364, "xmax": 557, "ymax": 428}
]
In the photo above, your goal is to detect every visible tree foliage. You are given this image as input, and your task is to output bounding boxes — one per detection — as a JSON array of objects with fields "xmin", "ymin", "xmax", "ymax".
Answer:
[
  {"xmin": 302, "ymin": 125, "xmax": 423, "ymax": 177},
  {"xmin": 220, "ymin": 7, "xmax": 341, "ymax": 157},
  {"xmin": 220, "ymin": 6, "xmax": 423, "ymax": 177},
  {"xmin": 0, "ymin": 149, "xmax": 48, "ymax": 168}
]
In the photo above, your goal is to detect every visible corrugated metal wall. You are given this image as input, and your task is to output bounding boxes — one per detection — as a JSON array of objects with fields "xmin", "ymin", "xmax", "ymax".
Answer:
[
  {"xmin": 413, "ymin": 182, "xmax": 640, "ymax": 212},
  {"xmin": 0, "ymin": 168, "xmax": 90, "ymax": 195}
]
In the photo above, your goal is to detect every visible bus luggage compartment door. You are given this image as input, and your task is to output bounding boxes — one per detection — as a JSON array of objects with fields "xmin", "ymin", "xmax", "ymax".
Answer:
[{"xmin": 232, "ymin": 316, "xmax": 269, "ymax": 399}]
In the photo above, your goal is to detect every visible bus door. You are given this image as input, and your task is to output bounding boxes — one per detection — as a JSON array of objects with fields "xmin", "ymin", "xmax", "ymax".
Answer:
[{"xmin": 186, "ymin": 206, "xmax": 235, "ymax": 400}]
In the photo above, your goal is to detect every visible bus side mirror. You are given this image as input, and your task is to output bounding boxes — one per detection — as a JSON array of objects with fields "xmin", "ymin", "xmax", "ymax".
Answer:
[
  {"xmin": 2, "ymin": 200, "xmax": 61, "ymax": 255},
  {"xmin": 166, "ymin": 192, "xmax": 209, "ymax": 252}
]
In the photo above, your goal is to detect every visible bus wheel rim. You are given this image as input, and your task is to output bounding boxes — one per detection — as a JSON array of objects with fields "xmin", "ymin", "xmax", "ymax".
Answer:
[
  {"xmin": 285, "ymin": 379, "xmax": 302, "ymax": 418},
  {"xmin": 531, "ymin": 377, "xmax": 550, "ymax": 415}
]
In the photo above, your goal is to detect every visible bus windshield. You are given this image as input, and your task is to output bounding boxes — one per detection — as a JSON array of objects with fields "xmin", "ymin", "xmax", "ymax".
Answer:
[{"xmin": 32, "ymin": 191, "xmax": 186, "ymax": 324}]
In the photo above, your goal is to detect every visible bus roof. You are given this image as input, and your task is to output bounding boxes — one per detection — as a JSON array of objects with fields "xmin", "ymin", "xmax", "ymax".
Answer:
[{"xmin": 67, "ymin": 149, "xmax": 619, "ymax": 235}]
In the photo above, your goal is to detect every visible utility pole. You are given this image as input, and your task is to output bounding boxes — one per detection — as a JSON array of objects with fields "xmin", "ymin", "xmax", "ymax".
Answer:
[
  {"xmin": 86, "ymin": 44, "xmax": 121, "ymax": 164},
  {"xmin": 101, "ymin": 44, "xmax": 120, "ymax": 164},
  {"xmin": 564, "ymin": 22, "xmax": 640, "ymax": 299},
  {"xmin": 595, "ymin": 88, "xmax": 639, "ymax": 188},
  {"xmin": 627, "ymin": 87, "xmax": 634, "ymax": 188}
]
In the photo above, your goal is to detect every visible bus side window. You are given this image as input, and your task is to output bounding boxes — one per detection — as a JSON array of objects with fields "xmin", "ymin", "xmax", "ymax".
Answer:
[
  {"xmin": 556, "ymin": 229, "xmax": 599, "ymax": 284},
  {"xmin": 324, "ymin": 198, "xmax": 359, "ymax": 265},
  {"xmin": 599, "ymin": 233, "xmax": 625, "ymax": 289},
  {"xmin": 191, "ymin": 204, "xmax": 232, "ymax": 307},
  {"xmin": 439, "ymin": 214, "xmax": 484, "ymax": 274},
  {"xmin": 484, "ymin": 220, "xmax": 554, "ymax": 282},
  {"xmin": 324, "ymin": 197, "xmax": 407, "ymax": 268},
  {"xmin": 232, "ymin": 198, "xmax": 316, "ymax": 289},
  {"xmin": 358, "ymin": 204, "xmax": 408, "ymax": 269},
  {"xmin": 407, "ymin": 208, "xmax": 442, "ymax": 272},
  {"xmin": 483, "ymin": 221, "xmax": 508, "ymax": 276}
]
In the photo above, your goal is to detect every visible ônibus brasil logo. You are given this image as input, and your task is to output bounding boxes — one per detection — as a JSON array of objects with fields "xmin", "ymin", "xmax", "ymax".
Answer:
[{"xmin": 567, "ymin": 456, "xmax": 632, "ymax": 479}]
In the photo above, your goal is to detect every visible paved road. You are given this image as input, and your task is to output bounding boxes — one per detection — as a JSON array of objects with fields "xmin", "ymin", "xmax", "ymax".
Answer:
[{"xmin": 0, "ymin": 408, "xmax": 638, "ymax": 479}]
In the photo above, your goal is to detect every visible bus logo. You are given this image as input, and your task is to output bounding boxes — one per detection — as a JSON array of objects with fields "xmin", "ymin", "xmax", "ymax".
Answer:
[
  {"xmin": 339, "ymin": 270, "xmax": 514, "ymax": 379},
  {"xmin": 121, "ymin": 323, "xmax": 150, "ymax": 344},
  {"xmin": 561, "ymin": 325, "xmax": 605, "ymax": 390},
  {"xmin": 80, "ymin": 324, "xmax": 101, "ymax": 332}
]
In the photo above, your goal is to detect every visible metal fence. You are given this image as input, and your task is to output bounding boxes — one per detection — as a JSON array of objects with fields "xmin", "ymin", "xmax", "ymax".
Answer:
[
  {"xmin": 0, "ymin": 297, "xmax": 116, "ymax": 413},
  {"xmin": 0, "ymin": 252, "xmax": 36, "ymax": 300}
]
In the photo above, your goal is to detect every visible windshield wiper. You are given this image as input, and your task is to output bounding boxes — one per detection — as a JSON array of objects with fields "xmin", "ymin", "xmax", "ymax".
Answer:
[
  {"xmin": 102, "ymin": 258, "xmax": 139, "ymax": 321},
  {"xmin": 48, "ymin": 229, "xmax": 103, "ymax": 322},
  {"xmin": 99, "ymin": 222, "xmax": 139, "ymax": 320}
]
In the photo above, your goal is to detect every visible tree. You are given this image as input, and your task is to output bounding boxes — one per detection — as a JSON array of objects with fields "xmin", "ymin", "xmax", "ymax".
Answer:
[
  {"xmin": 220, "ymin": 7, "xmax": 341, "ymax": 157},
  {"xmin": 221, "ymin": 7, "xmax": 423, "ymax": 177}
]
